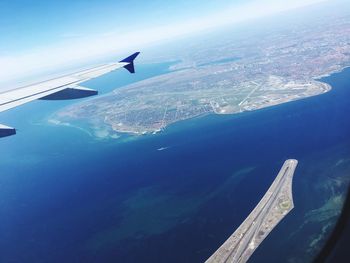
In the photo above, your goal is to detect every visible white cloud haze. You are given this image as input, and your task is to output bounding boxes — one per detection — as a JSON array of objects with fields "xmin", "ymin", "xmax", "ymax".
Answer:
[{"xmin": 0, "ymin": 0, "xmax": 328, "ymax": 89}]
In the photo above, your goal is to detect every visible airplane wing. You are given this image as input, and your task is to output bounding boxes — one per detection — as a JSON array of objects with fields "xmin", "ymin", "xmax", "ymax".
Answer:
[{"xmin": 0, "ymin": 52, "xmax": 140, "ymax": 138}]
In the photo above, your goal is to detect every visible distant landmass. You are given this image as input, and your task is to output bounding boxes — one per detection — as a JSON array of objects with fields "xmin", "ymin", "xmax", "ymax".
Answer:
[{"xmin": 52, "ymin": 9, "xmax": 349, "ymax": 137}]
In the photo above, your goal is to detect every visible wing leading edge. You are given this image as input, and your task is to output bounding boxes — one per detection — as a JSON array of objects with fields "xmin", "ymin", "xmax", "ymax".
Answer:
[{"xmin": 0, "ymin": 52, "xmax": 140, "ymax": 138}]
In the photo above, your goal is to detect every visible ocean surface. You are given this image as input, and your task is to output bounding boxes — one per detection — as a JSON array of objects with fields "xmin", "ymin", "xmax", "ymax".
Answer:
[{"xmin": 0, "ymin": 63, "xmax": 350, "ymax": 263}]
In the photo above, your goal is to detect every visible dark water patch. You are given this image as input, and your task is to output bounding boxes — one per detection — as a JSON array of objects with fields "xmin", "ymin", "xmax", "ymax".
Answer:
[{"xmin": 1, "ymin": 66, "xmax": 350, "ymax": 263}]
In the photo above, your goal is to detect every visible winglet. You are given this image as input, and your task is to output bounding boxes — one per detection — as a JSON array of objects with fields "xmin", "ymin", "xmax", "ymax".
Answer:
[{"xmin": 119, "ymin": 52, "xmax": 140, "ymax": 73}]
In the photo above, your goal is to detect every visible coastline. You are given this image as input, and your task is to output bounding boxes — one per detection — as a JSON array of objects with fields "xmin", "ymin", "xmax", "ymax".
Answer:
[{"xmin": 50, "ymin": 76, "xmax": 334, "ymax": 138}]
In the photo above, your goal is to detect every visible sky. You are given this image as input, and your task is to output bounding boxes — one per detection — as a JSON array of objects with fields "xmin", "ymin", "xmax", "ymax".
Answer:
[{"xmin": 0, "ymin": 0, "xmax": 329, "ymax": 88}]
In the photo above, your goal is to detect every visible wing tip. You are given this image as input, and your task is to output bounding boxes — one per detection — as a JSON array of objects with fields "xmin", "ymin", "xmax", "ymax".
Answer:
[
  {"xmin": 120, "ymin": 52, "xmax": 140, "ymax": 63},
  {"xmin": 120, "ymin": 52, "xmax": 140, "ymax": 74}
]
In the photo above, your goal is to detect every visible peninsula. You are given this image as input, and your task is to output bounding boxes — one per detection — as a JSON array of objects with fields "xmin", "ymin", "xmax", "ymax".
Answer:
[{"xmin": 52, "ymin": 7, "xmax": 350, "ymax": 138}]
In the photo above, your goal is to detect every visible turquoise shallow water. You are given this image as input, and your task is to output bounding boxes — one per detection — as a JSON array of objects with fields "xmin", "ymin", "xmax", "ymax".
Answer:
[{"xmin": 0, "ymin": 64, "xmax": 350, "ymax": 263}]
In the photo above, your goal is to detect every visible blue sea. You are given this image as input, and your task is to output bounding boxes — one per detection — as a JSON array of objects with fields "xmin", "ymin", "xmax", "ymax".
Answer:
[{"xmin": 1, "ymin": 64, "xmax": 350, "ymax": 263}]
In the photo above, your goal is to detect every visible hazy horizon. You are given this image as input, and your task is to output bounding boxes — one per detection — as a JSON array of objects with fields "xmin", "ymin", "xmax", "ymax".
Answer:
[{"xmin": 0, "ymin": 0, "xmax": 340, "ymax": 89}]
